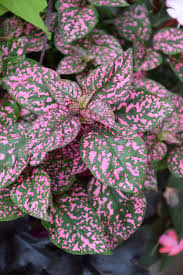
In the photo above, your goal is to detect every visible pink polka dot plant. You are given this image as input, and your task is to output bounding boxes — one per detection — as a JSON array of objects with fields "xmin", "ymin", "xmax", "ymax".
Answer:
[{"xmin": 0, "ymin": 0, "xmax": 183, "ymax": 266}]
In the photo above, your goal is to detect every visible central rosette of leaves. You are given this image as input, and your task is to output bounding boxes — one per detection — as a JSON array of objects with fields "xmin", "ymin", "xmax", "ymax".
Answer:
[{"xmin": 0, "ymin": 50, "xmax": 174, "ymax": 254}]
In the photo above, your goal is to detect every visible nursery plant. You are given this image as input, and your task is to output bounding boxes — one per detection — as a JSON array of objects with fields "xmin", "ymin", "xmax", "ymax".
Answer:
[{"xmin": 0, "ymin": 0, "xmax": 183, "ymax": 271}]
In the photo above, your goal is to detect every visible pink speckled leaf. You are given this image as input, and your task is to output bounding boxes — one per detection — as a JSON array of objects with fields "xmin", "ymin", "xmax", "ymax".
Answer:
[
  {"xmin": 0, "ymin": 123, "xmax": 30, "ymax": 188},
  {"xmin": 19, "ymin": 108, "xmax": 37, "ymax": 123},
  {"xmin": 3, "ymin": 56, "xmax": 38, "ymax": 76},
  {"xmin": 81, "ymin": 98, "xmax": 116, "ymax": 128},
  {"xmin": 57, "ymin": 55, "xmax": 87, "ymax": 74},
  {"xmin": 168, "ymin": 146, "xmax": 183, "ymax": 178},
  {"xmin": 0, "ymin": 186, "xmax": 25, "ymax": 221},
  {"xmin": 47, "ymin": 79, "xmax": 82, "ymax": 106},
  {"xmin": 132, "ymin": 78, "xmax": 172, "ymax": 98},
  {"xmin": 56, "ymin": 0, "xmax": 98, "ymax": 43},
  {"xmin": 115, "ymin": 4, "xmax": 151, "ymax": 42},
  {"xmin": 25, "ymin": 35, "xmax": 47, "ymax": 53},
  {"xmin": 168, "ymin": 53, "xmax": 183, "ymax": 82},
  {"xmin": 1, "ymin": 15, "xmax": 24, "ymax": 38},
  {"xmin": 42, "ymin": 181, "xmax": 110, "ymax": 255},
  {"xmin": 144, "ymin": 165, "xmax": 157, "ymax": 191},
  {"xmin": 89, "ymin": 0, "xmax": 129, "ymax": 6},
  {"xmin": 0, "ymin": 98, "xmax": 19, "ymax": 128},
  {"xmin": 116, "ymin": 89, "xmax": 174, "ymax": 132},
  {"xmin": 80, "ymin": 125, "xmax": 147, "ymax": 193},
  {"xmin": 25, "ymin": 108, "xmax": 81, "ymax": 155},
  {"xmin": 3, "ymin": 67, "xmax": 61, "ymax": 115},
  {"xmin": 30, "ymin": 152, "xmax": 47, "ymax": 166},
  {"xmin": 41, "ymin": 158, "xmax": 75, "ymax": 194},
  {"xmin": 153, "ymin": 28, "xmax": 183, "ymax": 55},
  {"xmin": 82, "ymin": 49, "xmax": 132, "ymax": 105},
  {"xmin": 88, "ymin": 177, "xmax": 146, "ymax": 249},
  {"xmin": 138, "ymin": 49, "xmax": 162, "ymax": 71},
  {"xmin": 1, "ymin": 37, "xmax": 26, "ymax": 59},
  {"xmin": 10, "ymin": 168, "xmax": 52, "ymax": 221}
]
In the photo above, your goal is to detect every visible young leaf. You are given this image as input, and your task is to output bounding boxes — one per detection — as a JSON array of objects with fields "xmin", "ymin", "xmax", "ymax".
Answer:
[
  {"xmin": 168, "ymin": 53, "xmax": 183, "ymax": 82},
  {"xmin": 80, "ymin": 125, "xmax": 147, "ymax": 193},
  {"xmin": 115, "ymin": 4, "xmax": 151, "ymax": 42},
  {"xmin": 56, "ymin": 0, "xmax": 98, "ymax": 43},
  {"xmin": 81, "ymin": 99, "xmax": 116, "ymax": 128},
  {"xmin": 153, "ymin": 28, "xmax": 183, "ymax": 55},
  {"xmin": 168, "ymin": 145, "xmax": 183, "ymax": 178},
  {"xmin": 25, "ymin": 108, "xmax": 81, "ymax": 156},
  {"xmin": 0, "ymin": 123, "xmax": 30, "ymax": 188},
  {"xmin": 42, "ymin": 182, "xmax": 110, "ymax": 255},
  {"xmin": 57, "ymin": 55, "xmax": 87, "ymax": 75},
  {"xmin": 0, "ymin": 186, "xmax": 25, "ymax": 221},
  {"xmin": 82, "ymin": 49, "xmax": 133, "ymax": 105},
  {"xmin": 10, "ymin": 167, "xmax": 52, "ymax": 221},
  {"xmin": 88, "ymin": 177, "xmax": 146, "ymax": 249},
  {"xmin": 88, "ymin": 0, "xmax": 129, "ymax": 6},
  {"xmin": 116, "ymin": 89, "xmax": 174, "ymax": 132}
]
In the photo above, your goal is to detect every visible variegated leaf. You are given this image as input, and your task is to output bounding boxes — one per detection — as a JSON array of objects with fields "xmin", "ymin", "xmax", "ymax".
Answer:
[
  {"xmin": 1, "ymin": 15, "xmax": 24, "ymax": 38},
  {"xmin": 47, "ymin": 79, "xmax": 82, "ymax": 106},
  {"xmin": 0, "ymin": 98, "xmax": 19, "ymax": 128},
  {"xmin": 144, "ymin": 165, "xmax": 157, "ymax": 191},
  {"xmin": 3, "ymin": 67, "xmax": 60, "ymax": 115},
  {"xmin": 41, "ymin": 158, "xmax": 76, "ymax": 194},
  {"xmin": 168, "ymin": 146, "xmax": 183, "ymax": 178},
  {"xmin": 153, "ymin": 28, "xmax": 183, "ymax": 55},
  {"xmin": 0, "ymin": 123, "xmax": 30, "ymax": 188},
  {"xmin": 25, "ymin": 108, "xmax": 81, "ymax": 155},
  {"xmin": 10, "ymin": 168, "xmax": 52, "ymax": 221},
  {"xmin": 81, "ymin": 98, "xmax": 116, "ymax": 128},
  {"xmin": 82, "ymin": 49, "xmax": 132, "ymax": 105},
  {"xmin": 88, "ymin": 0, "xmax": 129, "ymax": 6},
  {"xmin": 42, "ymin": 182, "xmax": 110, "ymax": 255},
  {"xmin": 116, "ymin": 89, "xmax": 174, "ymax": 132},
  {"xmin": 57, "ymin": 55, "xmax": 87, "ymax": 74},
  {"xmin": 132, "ymin": 78, "xmax": 172, "ymax": 98},
  {"xmin": 0, "ymin": 186, "xmax": 25, "ymax": 221},
  {"xmin": 115, "ymin": 4, "xmax": 151, "ymax": 42},
  {"xmin": 56, "ymin": 0, "xmax": 98, "ymax": 43},
  {"xmin": 80, "ymin": 125, "xmax": 147, "ymax": 193},
  {"xmin": 138, "ymin": 49, "xmax": 162, "ymax": 71},
  {"xmin": 88, "ymin": 177, "xmax": 146, "ymax": 249},
  {"xmin": 1, "ymin": 37, "xmax": 26, "ymax": 59},
  {"xmin": 3, "ymin": 56, "xmax": 38, "ymax": 76},
  {"xmin": 168, "ymin": 53, "xmax": 183, "ymax": 82}
]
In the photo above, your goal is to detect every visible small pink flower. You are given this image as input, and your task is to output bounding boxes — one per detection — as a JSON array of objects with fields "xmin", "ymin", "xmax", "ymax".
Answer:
[
  {"xmin": 158, "ymin": 229, "xmax": 183, "ymax": 256},
  {"xmin": 166, "ymin": 0, "xmax": 183, "ymax": 25}
]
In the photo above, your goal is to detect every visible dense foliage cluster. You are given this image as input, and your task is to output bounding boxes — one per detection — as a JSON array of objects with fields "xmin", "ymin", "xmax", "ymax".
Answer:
[{"xmin": 0, "ymin": 0, "xmax": 183, "ymax": 268}]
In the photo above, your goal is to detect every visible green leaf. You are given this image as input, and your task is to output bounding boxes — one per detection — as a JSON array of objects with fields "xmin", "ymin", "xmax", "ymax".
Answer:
[
  {"xmin": 10, "ymin": 167, "xmax": 52, "ymax": 221},
  {"xmin": 0, "ymin": 186, "xmax": 25, "ymax": 221},
  {"xmin": 42, "ymin": 182, "xmax": 111, "ymax": 255},
  {"xmin": 0, "ymin": 0, "xmax": 50, "ymax": 38},
  {"xmin": 80, "ymin": 125, "xmax": 147, "ymax": 193},
  {"xmin": 0, "ymin": 4, "xmax": 7, "ymax": 16}
]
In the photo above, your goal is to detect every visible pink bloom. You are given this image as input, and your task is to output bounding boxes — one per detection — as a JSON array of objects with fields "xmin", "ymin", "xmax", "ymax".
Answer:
[
  {"xmin": 158, "ymin": 229, "xmax": 183, "ymax": 256},
  {"xmin": 166, "ymin": 0, "xmax": 183, "ymax": 25}
]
